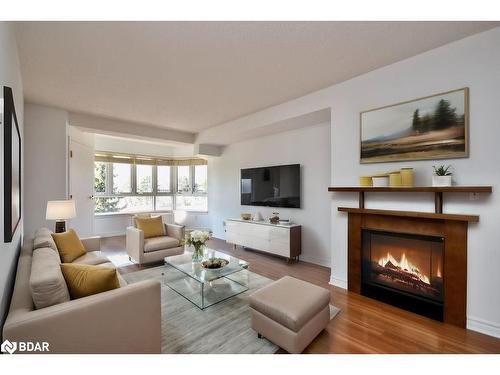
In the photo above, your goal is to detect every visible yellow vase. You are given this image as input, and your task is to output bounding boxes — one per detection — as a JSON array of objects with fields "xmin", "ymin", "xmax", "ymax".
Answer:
[
  {"xmin": 359, "ymin": 176, "xmax": 373, "ymax": 187},
  {"xmin": 400, "ymin": 168, "xmax": 414, "ymax": 187},
  {"xmin": 389, "ymin": 173, "xmax": 402, "ymax": 187}
]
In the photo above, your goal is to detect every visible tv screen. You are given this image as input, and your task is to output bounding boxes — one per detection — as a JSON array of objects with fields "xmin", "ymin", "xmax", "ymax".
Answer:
[{"xmin": 240, "ymin": 164, "xmax": 300, "ymax": 208}]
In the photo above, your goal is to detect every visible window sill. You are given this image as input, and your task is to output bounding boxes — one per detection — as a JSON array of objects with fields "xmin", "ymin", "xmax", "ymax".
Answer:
[{"xmin": 94, "ymin": 209, "xmax": 208, "ymax": 218}]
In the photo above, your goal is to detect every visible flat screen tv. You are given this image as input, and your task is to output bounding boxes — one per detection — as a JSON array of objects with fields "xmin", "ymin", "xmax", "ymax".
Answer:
[{"xmin": 240, "ymin": 164, "xmax": 300, "ymax": 208}]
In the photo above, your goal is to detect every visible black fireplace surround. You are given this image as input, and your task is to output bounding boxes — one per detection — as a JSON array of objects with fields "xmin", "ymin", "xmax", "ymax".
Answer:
[{"xmin": 361, "ymin": 229, "xmax": 444, "ymax": 321}]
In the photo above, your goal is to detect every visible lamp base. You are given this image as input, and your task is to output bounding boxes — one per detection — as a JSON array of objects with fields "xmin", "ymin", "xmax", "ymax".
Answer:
[{"xmin": 55, "ymin": 221, "xmax": 67, "ymax": 233}]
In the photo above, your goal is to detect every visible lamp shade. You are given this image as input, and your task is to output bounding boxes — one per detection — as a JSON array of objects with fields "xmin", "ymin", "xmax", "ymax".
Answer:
[{"xmin": 46, "ymin": 200, "xmax": 76, "ymax": 220}]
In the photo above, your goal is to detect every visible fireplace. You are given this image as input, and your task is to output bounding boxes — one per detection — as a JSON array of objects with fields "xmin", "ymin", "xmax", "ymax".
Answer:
[{"xmin": 361, "ymin": 229, "xmax": 444, "ymax": 321}]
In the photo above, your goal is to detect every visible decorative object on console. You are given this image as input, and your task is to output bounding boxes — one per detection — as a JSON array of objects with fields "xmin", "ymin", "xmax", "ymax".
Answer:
[
  {"xmin": 46, "ymin": 200, "xmax": 76, "ymax": 233},
  {"xmin": 2, "ymin": 86, "xmax": 22, "ymax": 243},
  {"xmin": 360, "ymin": 87, "xmax": 469, "ymax": 163},
  {"xmin": 252, "ymin": 211, "xmax": 263, "ymax": 221},
  {"xmin": 240, "ymin": 213, "xmax": 252, "ymax": 220},
  {"xmin": 183, "ymin": 230, "xmax": 211, "ymax": 262},
  {"xmin": 432, "ymin": 165, "xmax": 453, "ymax": 187},
  {"xmin": 269, "ymin": 212, "xmax": 280, "ymax": 224}
]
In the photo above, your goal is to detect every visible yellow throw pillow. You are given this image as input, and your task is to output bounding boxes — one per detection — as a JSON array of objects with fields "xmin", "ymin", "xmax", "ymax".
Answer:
[
  {"xmin": 60, "ymin": 263, "xmax": 120, "ymax": 299},
  {"xmin": 135, "ymin": 216, "xmax": 164, "ymax": 239},
  {"xmin": 51, "ymin": 229, "xmax": 86, "ymax": 263}
]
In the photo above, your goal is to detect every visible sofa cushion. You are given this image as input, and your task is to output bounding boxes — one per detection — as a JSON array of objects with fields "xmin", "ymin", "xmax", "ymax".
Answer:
[
  {"xmin": 144, "ymin": 236, "xmax": 180, "ymax": 253},
  {"xmin": 248, "ymin": 276, "xmax": 330, "ymax": 332},
  {"xmin": 73, "ymin": 251, "xmax": 109, "ymax": 266},
  {"xmin": 135, "ymin": 216, "xmax": 165, "ymax": 239},
  {"xmin": 60, "ymin": 263, "xmax": 120, "ymax": 299},
  {"xmin": 30, "ymin": 247, "xmax": 71, "ymax": 309},
  {"xmin": 52, "ymin": 229, "xmax": 87, "ymax": 263},
  {"xmin": 33, "ymin": 228, "xmax": 58, "ymax": 252}
]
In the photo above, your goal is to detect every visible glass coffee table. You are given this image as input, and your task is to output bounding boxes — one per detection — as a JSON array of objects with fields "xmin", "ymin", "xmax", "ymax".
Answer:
[{"xmin": 164, "ymin": 248, "xmax": 249, "ymax": 310}]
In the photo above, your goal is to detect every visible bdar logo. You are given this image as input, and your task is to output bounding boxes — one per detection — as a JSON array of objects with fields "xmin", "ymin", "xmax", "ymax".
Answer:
[{"xmin": 1, "ymin": 339, "xmax": 17, "ymax": 354}]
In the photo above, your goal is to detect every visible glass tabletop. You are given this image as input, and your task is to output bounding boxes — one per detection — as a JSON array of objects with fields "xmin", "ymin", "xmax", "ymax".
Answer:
[{"xmin": 164, "ymin": 248, "xmax": 249, "ymax": 284}]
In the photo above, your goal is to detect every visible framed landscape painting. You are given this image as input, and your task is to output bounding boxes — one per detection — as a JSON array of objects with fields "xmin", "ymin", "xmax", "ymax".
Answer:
[
  {"xmin": 2, "ymin": 86, "xmax": 22, "ymax": 243},
  {"xmin": 360, "ymin": 88, "xmax": 469, "ymax": 163}
]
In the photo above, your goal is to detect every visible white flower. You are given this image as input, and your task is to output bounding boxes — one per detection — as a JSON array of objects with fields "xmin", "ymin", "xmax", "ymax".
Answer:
[{"xmin": 190, "ymin": 230, "xmax": 210, "ymax": 243}]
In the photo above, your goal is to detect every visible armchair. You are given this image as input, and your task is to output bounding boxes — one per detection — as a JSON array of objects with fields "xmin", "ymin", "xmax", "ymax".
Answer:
[{"xmin": 127, "ymin": 220, "xmax": 185, "ymax": 265}]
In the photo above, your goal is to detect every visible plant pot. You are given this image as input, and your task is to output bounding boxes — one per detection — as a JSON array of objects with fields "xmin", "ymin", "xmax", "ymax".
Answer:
[{"xmin": 432, "ymin": 175, "xmax": 452, "ymax": 187}]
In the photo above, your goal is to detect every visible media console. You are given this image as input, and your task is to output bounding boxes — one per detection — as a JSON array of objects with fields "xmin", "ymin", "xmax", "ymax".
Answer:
[{"xmin": 225, "ymin": 219, "xmax": 301, "ymax": 262}]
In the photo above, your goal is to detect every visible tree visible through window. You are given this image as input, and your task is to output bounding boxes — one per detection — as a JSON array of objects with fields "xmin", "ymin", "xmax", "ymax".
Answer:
[{"xmin": 93, "ymin": 156, "xmax": 207, "ymax": 214}]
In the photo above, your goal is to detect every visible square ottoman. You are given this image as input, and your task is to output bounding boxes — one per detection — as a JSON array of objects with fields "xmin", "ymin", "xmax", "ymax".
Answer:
[{"xmin": 248, "ymin": 276, "xmax": 330, "ymax": 353}]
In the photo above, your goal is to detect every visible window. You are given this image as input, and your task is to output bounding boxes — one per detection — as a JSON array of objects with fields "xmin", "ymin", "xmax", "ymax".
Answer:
[
  {"xmin": 157, "ymin": 166, "xmax": 171, "ymax": 193},
  {"xmin": 177, "ymin": 166, "xmax": 191, "ymax": 193},
  {"xmin": 194, "ymin": 165, "xmax": 207, "ymax": 193},
  {"xmin": 136, "ymin": 164, "xmax": 153, "ymax": 193},
  {"xmin": 94, "ymin": 162, "xmax": 107, "ymax": 193},
  {"xmin": 93, "ymin": 154, "xmax": 207, "ymax": 214},
  {"xmin": 112, "ymin": 163, "xmax": 132, "ymax": 193}
]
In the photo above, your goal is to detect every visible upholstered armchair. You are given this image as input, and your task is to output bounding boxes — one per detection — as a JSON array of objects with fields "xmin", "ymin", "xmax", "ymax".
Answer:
[{"xmin": 126, "ymin": 218, "xmax": 185, "ymax": 265}]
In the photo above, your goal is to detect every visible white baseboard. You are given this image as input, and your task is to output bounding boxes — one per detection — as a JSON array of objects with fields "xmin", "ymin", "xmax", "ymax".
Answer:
[
  {"xmin": 329, "ymin": 276, "xmax": 347, "ymax": 289},
  {"xmin": 299, "ymin": 255, "xmax": 330, "ymax": 268},
  {"xmin": 467, "ymin": 316, "xmax": 500, "ymax": 339}
]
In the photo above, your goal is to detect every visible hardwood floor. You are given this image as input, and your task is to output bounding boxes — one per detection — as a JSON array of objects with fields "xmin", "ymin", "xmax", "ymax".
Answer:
[{"xmin": 102, "ymin": 235, "xmax": 500, "ymax": 354}]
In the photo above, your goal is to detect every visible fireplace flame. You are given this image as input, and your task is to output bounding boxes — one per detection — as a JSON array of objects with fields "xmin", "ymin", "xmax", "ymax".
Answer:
[{"xmin": 378, "ymin": 252, "xmax": 430, "ymax": 284}]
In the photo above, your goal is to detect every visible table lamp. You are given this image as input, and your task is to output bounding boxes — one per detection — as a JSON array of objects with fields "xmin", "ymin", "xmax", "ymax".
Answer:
[{"xmin": 46, "ymin": 200, "xmax": 76, "ymax": 233}]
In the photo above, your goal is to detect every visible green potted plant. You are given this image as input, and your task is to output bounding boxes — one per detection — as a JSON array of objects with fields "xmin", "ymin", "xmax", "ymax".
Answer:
[{"xmin": 432, "ymin": 165, "xmax": 453, "ymax": 187}]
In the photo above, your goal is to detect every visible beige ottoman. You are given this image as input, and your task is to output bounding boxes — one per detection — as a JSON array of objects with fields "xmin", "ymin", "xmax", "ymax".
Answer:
[{"xmin": 248, "ymin": 276, "xmax": 330, "ymax": 353}]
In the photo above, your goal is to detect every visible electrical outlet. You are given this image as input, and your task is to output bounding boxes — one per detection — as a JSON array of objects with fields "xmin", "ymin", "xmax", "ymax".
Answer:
[{"xmin": 469, "ymin": 192, "xmax": 479, "ymax": 201}]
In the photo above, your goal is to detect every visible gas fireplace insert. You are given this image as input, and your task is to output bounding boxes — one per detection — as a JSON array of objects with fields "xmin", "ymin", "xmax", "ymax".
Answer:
[{"xmin": 361, "ymin": 229, "xmax": 444, "ymax": 321}]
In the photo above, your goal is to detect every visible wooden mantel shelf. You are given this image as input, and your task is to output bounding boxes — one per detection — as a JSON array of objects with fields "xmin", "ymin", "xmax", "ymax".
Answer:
[
  {"xmin": 328, "ymin": 186, "xmax": 492, "ymax": 193},
  {"xmin": 329, "ymin": 185, "xmax": 492, "ymax": 214},
  {"xmin": 337, "ymin": 207, "xmax": 479, "ymax": 222}
]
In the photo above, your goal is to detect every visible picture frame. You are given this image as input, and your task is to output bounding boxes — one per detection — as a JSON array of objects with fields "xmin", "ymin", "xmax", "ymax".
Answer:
[
  {"xmin": 2, "ymin": 86, "xmax": 22, "ymax": 243},
  {"xmin": 360, "ymin": 88, "xmax": 469, "ymax": 164}
]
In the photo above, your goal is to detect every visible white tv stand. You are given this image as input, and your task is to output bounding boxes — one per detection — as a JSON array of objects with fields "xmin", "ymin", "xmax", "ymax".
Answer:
[{"xmin": 225, "ymin": 219, "xmax": 301, "ymax": 262}]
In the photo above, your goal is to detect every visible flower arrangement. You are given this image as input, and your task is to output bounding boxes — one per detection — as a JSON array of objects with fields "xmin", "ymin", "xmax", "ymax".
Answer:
[{"xmin": 183, "ymin": 230, "xmax": 211, "ymax": 261}]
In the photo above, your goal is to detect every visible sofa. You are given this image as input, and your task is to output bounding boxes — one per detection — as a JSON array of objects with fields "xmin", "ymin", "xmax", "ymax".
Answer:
[
  {"xmin": 126, "ymin": 216, "xmax": 185, "ymax": 265},
  {"xmin": 2, "ymin": 228, "xmax": 161, "ymax": 354}
]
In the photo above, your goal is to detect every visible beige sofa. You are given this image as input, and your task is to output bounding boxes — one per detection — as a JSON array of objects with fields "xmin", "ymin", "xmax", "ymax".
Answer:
[
  {"xmin": 3, "ymin": 229, "xmax": 161, "ymax": 354},
  {"xmin": 126, "ymin": 218, "xmax": 185, "ymax": 265}
]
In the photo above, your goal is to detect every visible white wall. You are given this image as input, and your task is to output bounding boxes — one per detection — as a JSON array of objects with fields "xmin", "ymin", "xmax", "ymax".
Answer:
[
  {"xmin": 24, "ymin": 103, "xmax": 68, "ymax": 237},
  {"xmin": 0, "ymin": 22, "xmax": 24, "ymax": 336},
  {"xmin": 94, "ymin": 134, "xmax": 194, "ymax": 157},
  {"xmin": 197, "ymin": 27, "xmax": 500, "ymax": 338},
  {"xmin": 208, "ymin": 122, "xmax": 331, "ymax": 266}
]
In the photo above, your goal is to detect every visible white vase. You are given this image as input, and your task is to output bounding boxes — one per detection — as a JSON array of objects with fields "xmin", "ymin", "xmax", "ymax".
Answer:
[{"xmin": 432, "ymin": 175, "xmax": 452, "ymax": 187}]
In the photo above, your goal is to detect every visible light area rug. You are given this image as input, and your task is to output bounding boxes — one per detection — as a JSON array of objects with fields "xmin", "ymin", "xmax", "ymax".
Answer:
[{"xmin": 123, "ymin": 265, "xmax": 340, "ymax": 354}]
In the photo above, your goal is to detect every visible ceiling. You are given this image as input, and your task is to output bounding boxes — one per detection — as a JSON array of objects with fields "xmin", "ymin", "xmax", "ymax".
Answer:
[{"xmin": 15, "ymin": 21, "xmax": 499, "ymax": 133}]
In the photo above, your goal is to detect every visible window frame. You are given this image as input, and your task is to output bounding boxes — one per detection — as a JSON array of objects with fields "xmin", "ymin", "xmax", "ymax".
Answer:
[{"xmin": 93, "ymin": 158, "xmax": 207, "ymax": 214}]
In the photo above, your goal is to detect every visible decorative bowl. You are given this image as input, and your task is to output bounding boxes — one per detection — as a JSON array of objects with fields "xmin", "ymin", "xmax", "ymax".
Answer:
[
  {"xmin": 240, "ymin": 213, "xmax": 252, "ymax": 220},
  {"xmin": 201, "ymin": 258, "xmax": 229, "ymax": 269}
]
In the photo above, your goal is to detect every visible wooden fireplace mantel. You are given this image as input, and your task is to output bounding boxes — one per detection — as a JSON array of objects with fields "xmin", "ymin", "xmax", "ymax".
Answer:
[
  {"xmin": 328, "ymin": 185, "xmax": 492, "ymax": 214},
  {"xmin": 342, "ymin": 210, "xmax": 468, "ymax": 327},
  {"xmin": 337, "ymin": 207, "xmax": 479, "ymax": 222}
]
